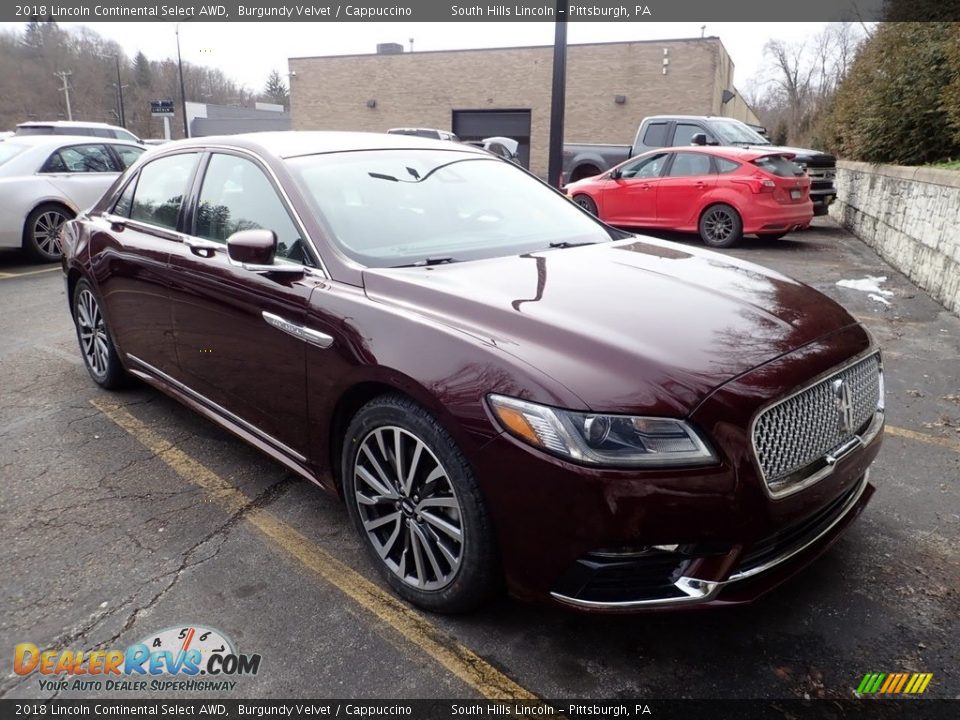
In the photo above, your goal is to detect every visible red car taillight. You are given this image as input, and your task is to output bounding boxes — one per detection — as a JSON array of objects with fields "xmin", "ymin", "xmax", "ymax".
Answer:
[{"xmin": 733, "ymin": 176, "xmax": 777, "ymax": 194}]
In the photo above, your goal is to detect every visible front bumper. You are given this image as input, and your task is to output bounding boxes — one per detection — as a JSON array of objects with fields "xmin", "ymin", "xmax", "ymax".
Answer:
[{"xmin": 470, "ymin": 333, "xmax": 882, "ymax": 611}]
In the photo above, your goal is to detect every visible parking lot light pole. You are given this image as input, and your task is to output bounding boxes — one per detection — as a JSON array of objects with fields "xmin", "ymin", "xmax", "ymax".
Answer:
[{"xmin": 547, "ymin": 1, "xmax": 568, "ymax": 189}]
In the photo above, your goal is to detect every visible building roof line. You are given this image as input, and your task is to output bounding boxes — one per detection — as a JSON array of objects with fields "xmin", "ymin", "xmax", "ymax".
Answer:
[{"xmin": 288, "ymin": 36, "xmax": 721, "ymax": 62}]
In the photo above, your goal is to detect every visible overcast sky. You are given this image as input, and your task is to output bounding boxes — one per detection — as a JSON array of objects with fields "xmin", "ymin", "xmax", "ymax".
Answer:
[{"xmin": 1, "ymin": 21, "xmax": 829, "ymax": 95}]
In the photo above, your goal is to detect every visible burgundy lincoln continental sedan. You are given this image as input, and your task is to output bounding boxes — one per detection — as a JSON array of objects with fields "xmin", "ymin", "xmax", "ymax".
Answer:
[{"xmin": 61, "ymin": 132, "xmax": 884, "ymax": 613}]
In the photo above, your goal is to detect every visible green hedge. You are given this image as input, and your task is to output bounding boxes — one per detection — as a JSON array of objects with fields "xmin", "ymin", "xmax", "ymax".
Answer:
[{"xmin": 819, "ymin": 22, "xmax": 960, "ymax": 165}]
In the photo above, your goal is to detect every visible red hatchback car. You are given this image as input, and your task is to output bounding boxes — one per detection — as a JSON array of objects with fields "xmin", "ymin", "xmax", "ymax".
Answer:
[{"xmin": 565, "ymin": 147, "xmax": 814, "ymax": 248}]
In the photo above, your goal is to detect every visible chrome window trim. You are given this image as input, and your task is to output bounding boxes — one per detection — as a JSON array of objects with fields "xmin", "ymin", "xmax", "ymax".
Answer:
[
  {"xmin": 125, "ymin": 353, "xmax": 307, "ymax": 463},
  {"xmin": 186, "ymin": 144, "xmax": 330, "ymax": 279},
  {"xmin": 749, "ymin": 348, "xmax": 884, "ymax": 500}
]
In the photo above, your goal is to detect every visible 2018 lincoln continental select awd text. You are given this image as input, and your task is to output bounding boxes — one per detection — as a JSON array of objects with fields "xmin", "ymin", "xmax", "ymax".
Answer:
[{"xmin": 62, "ymin": 132, "xmax": 884, "ymax": 613}]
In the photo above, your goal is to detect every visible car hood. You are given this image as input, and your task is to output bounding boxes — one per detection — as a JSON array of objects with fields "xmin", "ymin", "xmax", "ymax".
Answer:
[{"xmin": 362, "ymin": 237, "xmax": 858, "ymax": 415}]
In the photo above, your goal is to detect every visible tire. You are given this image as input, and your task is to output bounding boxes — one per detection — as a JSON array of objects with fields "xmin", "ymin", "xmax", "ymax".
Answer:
[
  {"xmin": 573, "ymin": 194, "xmax": 598, "ymax": 216},
  {"xmin": 72, "ymin": 279, "xmax": 127, "ymax": 389},
  {"xmin": 570, "ymin": 165, "xmax": 600, "ymax": 183},
  {"xmin": 757, "ymin": 232, "xmax": 789, "ymax": 241},
  {"xmin": 698, "ymin": 204, "xmax": 743, "ymax": 248},
  {"xmin": 23, "ymin": 203, "xmax": 74, "ymax": 262},
  {"xmin": 342, "ymin": 394, "xmax": 498, "ymax": 613}
]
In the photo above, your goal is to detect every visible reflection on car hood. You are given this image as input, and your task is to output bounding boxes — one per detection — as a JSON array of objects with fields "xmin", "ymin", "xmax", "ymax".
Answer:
[{"xmin": 362, "ymin": 237, "xmax": 859, "ymax": 415}]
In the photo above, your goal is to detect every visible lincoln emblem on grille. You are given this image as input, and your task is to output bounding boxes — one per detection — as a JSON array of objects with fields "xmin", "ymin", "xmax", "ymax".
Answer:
[{"xmin": 831, "ymin": 378, "xmax": 855, "ymax": 434}]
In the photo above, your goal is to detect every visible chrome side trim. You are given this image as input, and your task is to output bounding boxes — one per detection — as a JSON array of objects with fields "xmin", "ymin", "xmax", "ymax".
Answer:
[
  {"xmin": 262, "ymin": 311, "xmax": 334, "ymax": 349},
  {"xmin": 125, "ymin": 353, "xmax": 307, "ymax": 463},
  {"xmin": 750, "ymin": 349, "xmax": 884, "ymax": 500},
  {"xmin": 550, "ymin": 576, "xmax": 722, "ymax": 610},
  {"xmin": 727, "ymin": 471, "xmax": 870, "ymax": 582}
]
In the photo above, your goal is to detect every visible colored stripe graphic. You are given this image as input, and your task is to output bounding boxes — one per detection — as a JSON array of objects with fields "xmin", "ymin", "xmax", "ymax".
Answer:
[{"xmin": 858, "ymin": 672, "xmax": 932, "ymax": 694}]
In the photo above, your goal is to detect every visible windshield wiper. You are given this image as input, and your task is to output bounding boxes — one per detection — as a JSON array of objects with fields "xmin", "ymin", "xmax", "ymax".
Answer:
[
  {"xmin": 548, "ymin": 241, "xmax": 597, "ymax": 249},
  {"xmin": 394, "ymin": 256, "xmax": 459, "ymax": 267}
]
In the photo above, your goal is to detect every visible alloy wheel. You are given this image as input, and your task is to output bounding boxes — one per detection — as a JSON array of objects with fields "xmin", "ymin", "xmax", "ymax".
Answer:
[
  {"xmin": 353, "ymin": 426, "xmax": 464, "ymax": 591},
  {"xmin": 703, "ymin": 208, "xmax": 734, "ymax": 243},
  {"xmin": 33, "ymin": 210, "xmax": 67, "ymax": 257},
  {"xmin": 76, "ymin": 288, "xmax": 110, "ymax": 379}
]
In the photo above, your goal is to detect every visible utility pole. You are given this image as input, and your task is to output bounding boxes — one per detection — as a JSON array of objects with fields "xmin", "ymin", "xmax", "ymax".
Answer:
[
  {"xmin": 113, "ymin": 55, "xmax": 126, "ymax": 127},
  {"xmin": 546, "ymin": 0, "xmax": 568, "ymax": 189},
  {"xmin": 175, "ymin": 24, "xmax": 189, "ymax": 138},
  {"xmin": 54, "ymin": 71, "xmax": 73, "ymax": 121},
  {"xmin": 101, "ymin": 54, "xmax": 127, "ymax": 127}
]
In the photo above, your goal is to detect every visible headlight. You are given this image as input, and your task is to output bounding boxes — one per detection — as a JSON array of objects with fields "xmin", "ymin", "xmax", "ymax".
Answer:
[{"xmin": 487, "ymin": 394, "xmax": 717, "ymax": 467}]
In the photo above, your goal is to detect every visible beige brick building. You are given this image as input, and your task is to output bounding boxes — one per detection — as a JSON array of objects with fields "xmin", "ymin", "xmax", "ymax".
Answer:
[{"xmin": 289, "ymin": 37, "xmax": 759, "ymax": 177}]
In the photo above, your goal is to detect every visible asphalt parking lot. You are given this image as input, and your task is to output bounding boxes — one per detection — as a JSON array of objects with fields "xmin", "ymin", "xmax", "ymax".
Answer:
[{"xmin": 1, "ymin": 217, "xmax": 957, "ymax": 702}]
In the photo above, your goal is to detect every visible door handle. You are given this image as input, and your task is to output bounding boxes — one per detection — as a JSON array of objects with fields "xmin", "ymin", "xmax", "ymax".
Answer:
[
  {"xmin": 262, "ymin": 311, "xmax": 334, "ymax": 349},
  {"xmin": 182, "ymin": 237, "xmax": 220, "ymax": 258},
  {"xmin": 639, "ymin": 183, "xmax": 650, "ymax": 190}
]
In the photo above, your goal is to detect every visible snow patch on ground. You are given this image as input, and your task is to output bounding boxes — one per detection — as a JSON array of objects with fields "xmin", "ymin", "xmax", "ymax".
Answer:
[{"xmin": 837, "ymin": 276, "xmax": 895, "ymax": 305}]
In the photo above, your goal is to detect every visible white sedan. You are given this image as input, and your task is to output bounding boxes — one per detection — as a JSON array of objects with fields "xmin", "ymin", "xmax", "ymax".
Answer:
[{"xmin": 0, "ymin": 135, "xmax": 145, "ymax": 261}]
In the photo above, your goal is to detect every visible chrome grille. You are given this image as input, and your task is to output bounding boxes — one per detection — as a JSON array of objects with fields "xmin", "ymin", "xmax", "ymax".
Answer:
[{"xmin": 753, "ymin": 354, "xmax": 881, "ymax": 490}]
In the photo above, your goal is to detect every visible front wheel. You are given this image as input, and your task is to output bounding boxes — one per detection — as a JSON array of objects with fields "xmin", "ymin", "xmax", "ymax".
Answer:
[
  {"xmin": 698, "ymin": 204, "xmax": 743, "ymax": 248},
  {"xmin": 24, "ymin": 203, "xmax": 73, "ymax": 262},
  {"xmin": 72, "ymin": 279, "xmax": 127, "ymax": 389},
  {"xmin": 573, "ymin": 194, "xmax": 598, "ymax": 216},
  {"xmin": 342, "ymin": 394, "xmax": 499, "ymax": 613}
]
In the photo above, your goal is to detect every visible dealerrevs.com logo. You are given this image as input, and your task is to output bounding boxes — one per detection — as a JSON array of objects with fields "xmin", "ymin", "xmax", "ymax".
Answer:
[{"xmin": 14, "ymin": 625, "xmax": 261, "ymax": 693}]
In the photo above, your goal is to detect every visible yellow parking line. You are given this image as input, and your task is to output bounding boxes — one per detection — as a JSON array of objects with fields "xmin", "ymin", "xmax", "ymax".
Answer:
[
  {"xmin": 90, "ymin": 399, "xmax": 538, "ymax": 701},
  {"xmin": 0, "ymin": 266, "xmax": 61, "ymax": 279},
  {"xmin": 886, "ymin": 425, "xmax": 960, "ymax": 453}
]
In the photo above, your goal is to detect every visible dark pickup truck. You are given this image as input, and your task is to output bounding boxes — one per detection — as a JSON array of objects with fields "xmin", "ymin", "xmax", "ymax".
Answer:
[{"xmin": 563, "ymin": 115, "xmax": 837, "ymax": 215}]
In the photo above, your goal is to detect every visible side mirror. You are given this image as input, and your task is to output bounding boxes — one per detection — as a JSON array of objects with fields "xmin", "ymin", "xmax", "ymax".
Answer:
[
  {"xmin": 690, "ymin": 133, "xmax": 708, "ymax": 146},
  {"xmin": 227, "ymin": 229, "xmax": 277, "ymax": 265},
  {"xmin": 609, "ymin": 168, "xmax": 622, "ymax": 180},
  {"xmin": 226, "ymin": 229, "xmax": 302, "ymax": 274}
]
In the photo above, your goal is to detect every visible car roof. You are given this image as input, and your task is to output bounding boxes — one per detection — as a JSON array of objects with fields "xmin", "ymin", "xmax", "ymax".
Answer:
[
  {"xmin": 0, "ymin": 134, "xmax": 143, "ymax": 149},
  {"xmin": 644, "ymin": 115, "xmax": 741, "ymax": 122},
  {"xmin": 633, "ymin": 145, "xmax": 791, "ymax": 162},
  {"xmin": 16, "ymin": 120, "xmax": 123, "ymax": 130},
  {"xmin": 158, "ymin": 131, "xmax": 486, "ymax": 160}
]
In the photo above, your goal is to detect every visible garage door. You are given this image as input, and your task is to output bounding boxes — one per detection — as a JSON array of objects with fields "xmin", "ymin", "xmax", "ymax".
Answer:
[{"xmin": 452, "ymin": 110, "xmax": 532, "ymax": 169}]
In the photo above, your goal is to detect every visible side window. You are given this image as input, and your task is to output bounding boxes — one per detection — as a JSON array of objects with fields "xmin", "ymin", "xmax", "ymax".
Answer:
[
  {"xmin": 667, "ymin": 153, "xmax": 714, "ymax": 177},
  {"xmin": 620, "ymin": 153, "xmax": 668, "ymax": 179},
  {"xmin": 673, "ymin": 123, "xmax": 707, "ymax": 146},
  {"xmin": 716, "ymin": 158, "xmax": 741, "ymax": 174},
  {"xmin": 114, "ymin": 145, "xmax": 145, "ymax": 169},
  {"xmin": 195, "ymin": 153, "xmax": 306, "ymax": 263},
  {"xmin": 42, "ymin": 145, "xmax": 113, "ymax": 173},
  {"xmin": 642, "ymin": 122, "xmax": 668, "ymax": 147},
  {"xmin": 130, "ymin": 153, "xmax": 199, "ymax": 230},
  {"xmin": 92, "ymin": 129, "xmax": 113, "ymax": 138},
  {"xmin": 112, "ymin": 176, "xmax": 137, "ymax": 218},
  {"xmin": 115, "ymin": 130, "xmax": 141, "ymax": 143}
]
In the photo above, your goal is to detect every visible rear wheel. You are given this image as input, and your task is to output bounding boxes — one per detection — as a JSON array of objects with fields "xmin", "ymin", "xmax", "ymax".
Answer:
[
  {"xmin": 342, "ymin": 394, "xmax": 498, "ymax": 613},
  {"xmin": 573, "ymin": 194, "xmax": 598, "ymax": 216},
  {"xmin": 72, "ymin": 279, "xmax": 127, "ymax": 389},
  {"xmin": 698, "ymin": 204, "xmax": 743, "ymax": 248},
  {"xmin": 23, "ymin": 203, "xmax": 73, "ymax": 262}
]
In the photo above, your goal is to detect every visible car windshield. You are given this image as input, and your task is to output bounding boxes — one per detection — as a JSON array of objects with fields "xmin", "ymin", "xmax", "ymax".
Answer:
[
  {"xmin": 286, "ymin": 149, "xmax": 618, "ymax": 267},
  {"xmin": 0, "ymin": 143, "xmax": 28, "ymax": 166},
  {"xmin": 711, "ymin": 120, "xmax": 772, "ymax": 146}
]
